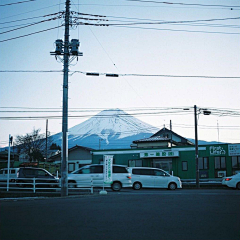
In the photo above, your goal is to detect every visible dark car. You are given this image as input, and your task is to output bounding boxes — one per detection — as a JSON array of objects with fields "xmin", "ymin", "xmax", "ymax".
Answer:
[{"xmin": 16, "ymin": 167, "xmax": 59, "ymax": 188}]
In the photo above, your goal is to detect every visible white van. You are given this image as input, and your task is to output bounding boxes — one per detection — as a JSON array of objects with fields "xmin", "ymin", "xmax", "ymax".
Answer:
[
  {"xmin": 68, "ymin": 164, "xmax": 132, "ymax": 191},
  {"xmin": 128, "ymin": 167, "xmax": 182, "ymax": 190},
  {"xmin": 0, "ymin": 168, "xmax": 19, "ymax": 182}
]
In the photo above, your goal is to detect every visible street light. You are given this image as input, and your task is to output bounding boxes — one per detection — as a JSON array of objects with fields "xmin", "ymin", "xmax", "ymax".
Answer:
[{"xmin": 194, "ymin": 105, "xmax": 211, "ymax": 188}]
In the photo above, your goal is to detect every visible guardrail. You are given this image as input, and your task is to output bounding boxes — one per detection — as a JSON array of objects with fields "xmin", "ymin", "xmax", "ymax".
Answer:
[
  {"xmin": 181, "ymin": 178, "xmax": 223, "ymax": 187},
  {"xmin": 0, "ymin": 178, "xmax": 94, "ymax": 194}
]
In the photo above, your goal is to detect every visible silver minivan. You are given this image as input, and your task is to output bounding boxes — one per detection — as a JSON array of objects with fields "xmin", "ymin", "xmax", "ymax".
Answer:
[
  {"xmin": 128, "ymin": 167, "xmax": 182, "ymax": 190},
  {"xmin": 68, "ymin": 164, "xmax": 132, "ymax": 191}
]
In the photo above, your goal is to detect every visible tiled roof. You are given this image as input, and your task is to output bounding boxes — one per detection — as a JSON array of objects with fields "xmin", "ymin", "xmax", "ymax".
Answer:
[{"xmin": 133, "ymin": 136, "xmax": 170, "ymax": 143}]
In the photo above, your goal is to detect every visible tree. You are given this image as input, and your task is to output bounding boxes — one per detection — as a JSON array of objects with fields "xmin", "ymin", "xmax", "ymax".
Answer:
[
  {"xmin": 50, "ymin": 143, "xmax": 61, "ymax": 151},
  {"xmin": 15, "ymin": 128, "xmax": 52, "ymax": 163}
]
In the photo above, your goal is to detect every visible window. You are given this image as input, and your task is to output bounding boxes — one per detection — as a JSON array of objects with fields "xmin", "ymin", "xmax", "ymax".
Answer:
[
  {"xmin": 198, "ymin": 157, "xmax": 208, "ymax": 170},
  {"xmin": 155, "ymin": 170, "xmax": 169, "ymax": 176},
  {"xmin": 232, "ymin": 156, "xmax": 240, "ymax": 168},
  {"xmin": 215, "ymin": 157, "xmax": 226, "ymax": 169},
  {"xmin": 113, "ymin": 166, "xmax": 128, "ymax": 173},
  {"xmin": 37, "ymin": 170, "xmax": 47, "ymax": 176},
  {"xmin": 128, "ymin": 159, "xmax": 142, "ymax": 167},
  {"xmin": 74, "ymin": 167, "xmax": 90, "ymax": 174},
  {"xmin": 132, "ymin": 168, "xmax": 155, "ymax": 175},
  {"xmin": 91, "ymin": 165, "xmax": 103, "ymax": 173},
  {"xmin": 182, "ymin": 161, "xmax": 188, "ymax": 171},
  {"xmin": 68, "ymin": 163, "xmax": 75, "ymax": 173}
]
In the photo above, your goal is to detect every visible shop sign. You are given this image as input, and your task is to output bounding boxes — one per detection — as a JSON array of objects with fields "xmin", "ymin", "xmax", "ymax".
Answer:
[
  {"xmin": 228, "ymin": 144, "xmax": 240, "ymax": 156},
  {"xmin": 209, "ymin": 146, "xmax": 226, "ymax": 156},
  {"xmin": 140, "ymin": 151, "xmax": 179, "ymax": 158},
  {"xmin": 103, "ymin": 155, "xmax": 113, "ymax": 184}
]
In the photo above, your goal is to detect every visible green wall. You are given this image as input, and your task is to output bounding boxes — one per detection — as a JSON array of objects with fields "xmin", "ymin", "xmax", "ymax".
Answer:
[{"xmin": 92, "ymin": 143, "xmax": 238, "ymax": 179}]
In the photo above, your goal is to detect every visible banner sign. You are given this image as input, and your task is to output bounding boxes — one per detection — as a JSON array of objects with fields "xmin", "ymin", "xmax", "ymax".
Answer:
[
  {"xmin": 140, "ymin": 151, "xmax": 179, "ymax": 158},
  {"xmin": 228, "ymin": 144, "xmax": 240, "ymax": 156},
  {"xmin": 104, "ymin": 155, "xmax": 113, "ymax": 184}
]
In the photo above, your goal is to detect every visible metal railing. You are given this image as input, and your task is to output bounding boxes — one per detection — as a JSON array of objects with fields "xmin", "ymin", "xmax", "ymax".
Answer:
[{"xmin": 0, "ymin": 178, "xmax": 94, "ymax": 194}]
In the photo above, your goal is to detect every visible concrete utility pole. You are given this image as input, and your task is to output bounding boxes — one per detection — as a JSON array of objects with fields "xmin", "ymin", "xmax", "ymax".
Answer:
[
  {"xmin": 194, "ymin": 105, "xmax": 200, "ymax": 189},
  {"xmin": 46, "ymin": 119, "xmax": 48, "ymax": 162},
  {"xmin": 61, "ymin": 0, "xmax": 71, "ymax": 197},
  {"xmin": 51, "ymin": 0, "xmax": 82, "ymax": 197}
]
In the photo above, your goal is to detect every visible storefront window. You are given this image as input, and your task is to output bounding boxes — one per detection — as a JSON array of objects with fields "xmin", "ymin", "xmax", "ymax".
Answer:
[
  {"xmin": 232, "ymin": 156, "xmax": 240, "ymax": 168},
  {"xmin": 128, "ymin": 159, "xmax": 142, "ymax": 167},
  {"xmin": 199, "ymin": 157, "xmax": 208, "ymax": 170},
  {"xmin": 215, "ymin": 157, "xmax": 226, "ymax": 169}
]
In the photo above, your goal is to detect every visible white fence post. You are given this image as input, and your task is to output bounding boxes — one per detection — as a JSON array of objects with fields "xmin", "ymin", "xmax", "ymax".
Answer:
[
  {"xmin": 33, "ymin": 178, "xmax": 36, "ymax": 193},
  {"xmin": 91, "ymin": 178, "xmax": 93, "ymax": 194}
]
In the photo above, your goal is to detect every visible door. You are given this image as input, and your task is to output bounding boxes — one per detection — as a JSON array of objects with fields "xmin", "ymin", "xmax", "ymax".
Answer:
[
  {"xmin": 138, "ymin": 168, "xmax": 155, "ymax": 188},
  {"xmin": 154, "ymin": 169, "xmax": 169, "ymax": 188},
  {"xmin": 152, "ymin": 159, "xmax": 172, "ymax": 173},
  {"xmin": 72, "ymin": 166, "xmax": 91, "ymax": 187},
  {"xmin": 90, "ymin": 165, "xmax": 104, "ymax": 187}
]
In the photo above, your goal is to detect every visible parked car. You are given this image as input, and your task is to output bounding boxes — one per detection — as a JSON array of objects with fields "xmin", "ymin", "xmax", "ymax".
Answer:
[
  {"xmin": 68, "ymin": 164, "xmax": 132, "ymax": 191},
  {"xmin": 128, "ymin": 167, "xmax": 182, "ymax": 190},
  {"xmin": 222, "ymin": 173, "xmax": 240, "ymax": 190},
  {"xmin": 0, "ymin": 168, "xmax": 19, "ymax": 182},
  {"xmin": 16, "ymin": 167, "xmax": 59, "ymax": 188}
]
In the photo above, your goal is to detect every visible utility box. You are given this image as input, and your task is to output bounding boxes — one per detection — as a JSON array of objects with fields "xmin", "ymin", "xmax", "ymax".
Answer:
[
  {"xmin": 55, "ymin": 39, "xmax": 63, "ymax": 54},
  {"xmin": 70, "ymin": 39, "xmax": 80, "ymax": 55}
]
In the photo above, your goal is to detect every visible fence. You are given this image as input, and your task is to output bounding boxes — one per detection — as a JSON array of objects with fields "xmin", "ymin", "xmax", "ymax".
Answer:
[{"xmin": 0, "ymin": 178, "xmax": 94, "ymax": 194}]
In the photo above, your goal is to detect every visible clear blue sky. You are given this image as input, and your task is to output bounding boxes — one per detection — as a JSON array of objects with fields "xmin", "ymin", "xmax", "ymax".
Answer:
[{"xmin": 0, "ymin": 0, "xmax": 240, "ymax": 147}]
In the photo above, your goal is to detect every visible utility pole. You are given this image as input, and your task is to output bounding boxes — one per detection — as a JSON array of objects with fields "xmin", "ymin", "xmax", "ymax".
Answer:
[
  {"xmin": 170, "ymin": 120, "xmax": 172, "ymax": 148},
  {"xmin": 46, "ymin": 119, "xmax": 48, "ymax": 162},
  {"xmin": 194, "ymin": 105, "xmax": 200, "ymax": 189},
  {"xmin": 50, "ymin": 0, "xmax": 82, "ymax": 197},
  {"xmin": 7, "ymin": 135, "xmax": 13, "ymax": 192},
  {"xmin": 61, "ymin": 0, "xmax": 70, "ymax": 197}
]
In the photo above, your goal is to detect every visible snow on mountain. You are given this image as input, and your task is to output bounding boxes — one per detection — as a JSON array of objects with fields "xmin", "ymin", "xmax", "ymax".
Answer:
[{"xmin": 51, "ymin": 109, "xmax": 158, "ymax": 149}]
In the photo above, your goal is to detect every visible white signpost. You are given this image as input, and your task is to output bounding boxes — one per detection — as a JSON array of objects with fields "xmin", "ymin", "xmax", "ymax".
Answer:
[{"xmin": 100, "ymin": 155, "xmax": 113, "ymax": 195}]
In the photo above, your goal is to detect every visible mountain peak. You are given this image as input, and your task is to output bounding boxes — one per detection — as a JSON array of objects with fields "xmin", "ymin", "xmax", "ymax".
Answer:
[{"xmin": 66, "ymin": 108, "xmax": 158, "ymax": 148}]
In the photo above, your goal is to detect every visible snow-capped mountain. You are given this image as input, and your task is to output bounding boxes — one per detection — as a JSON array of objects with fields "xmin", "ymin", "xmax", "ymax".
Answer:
[{"xmin": 51, "ymin": 109, "xmax": 158, "ymax": 150}]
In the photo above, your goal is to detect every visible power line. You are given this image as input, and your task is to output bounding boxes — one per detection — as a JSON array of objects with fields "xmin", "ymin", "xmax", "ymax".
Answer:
[
  {"xmin": 1, "ymin": 70, "xmax": 240, "ymax": 79},
  {"xmin": 0, "ymin": 70, "xmax": 62, "ymax": 73},
  {"xmin": 110, "ymin": 25, "xmax": 240, "ymax": 35},
  {"xmin": 0, "ymin": 16, "xmax": 62, "ymax": 35},
  {"xmin": 0, "ymin": 4, "xmax": 61, "ymax": 21},
  {"xmin": 0, "ymin": 25, "xmax": 62, "ymax": 43},
  {"xmin": 0, "ymin": 0, "xmax": 35, "ymax": 7},
  {"xmin": 126, "ymin": 0, "xmax": 240, "ymax": 9}
]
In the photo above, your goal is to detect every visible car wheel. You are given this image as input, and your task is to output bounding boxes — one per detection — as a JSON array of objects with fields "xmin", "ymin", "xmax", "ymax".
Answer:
[
  {"xmin": 111, "ymin": 181, "xmax": 122, "ymax": 191},
  {"xmin": 68, "ymin": 181, "xmax": 77, "ymax": 188},
  {"xmin": 236, "ymin": 182, "xmax": 240, "ymax": 190},
  {"xmin": 168, "ymin": 182, "xmax": 177, "ymax": 190},
  {"xmin": 133, "ymin": 182, "xmax": 142, "ymax": 190}
]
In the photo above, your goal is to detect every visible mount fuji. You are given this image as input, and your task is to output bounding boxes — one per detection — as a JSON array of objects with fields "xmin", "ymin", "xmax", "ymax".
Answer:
[{"xmin": 51, "ymin": 109, "xmax": 158, "ymax": 150}]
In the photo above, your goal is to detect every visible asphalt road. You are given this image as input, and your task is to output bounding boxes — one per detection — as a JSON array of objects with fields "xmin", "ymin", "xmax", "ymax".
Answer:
[{"xmin": 0, "ymin": 189, "xmax": 240, "ymax": 240}]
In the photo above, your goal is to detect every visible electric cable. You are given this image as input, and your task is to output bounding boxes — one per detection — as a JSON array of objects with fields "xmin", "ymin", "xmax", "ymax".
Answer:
[{"xmin": 0, "ymin": 0, "xmax": 35, "ymax": 7}]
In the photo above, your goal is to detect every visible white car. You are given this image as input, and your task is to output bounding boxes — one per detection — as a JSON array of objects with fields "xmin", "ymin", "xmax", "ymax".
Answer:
[
  {"xmin": 0, "ymin": 168, "xmax": 19, "ymax": 182},
  {"xmin": 68, "ymin": 164, "xmax": 132, "ymax": 191},
  {"xmin": 222, "ymin": 173, "xmax": 240, "ymax": 190},
  {"xmin": 128, "ymin": 167, "xmax": 182, "ymax": 190}
]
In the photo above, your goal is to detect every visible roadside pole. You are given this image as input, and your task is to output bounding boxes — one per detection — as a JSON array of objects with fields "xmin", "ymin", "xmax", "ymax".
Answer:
[
  {"xmin": 61, "ymin": 0, "xmax": 70, "ymax": 197},
  {"xmin": 7, "ymin": 134, "xmax": 12, "ymax": 191},
  {"xmin": 50, "ymin": 1, "xmax": 82, "ymax": 196}
]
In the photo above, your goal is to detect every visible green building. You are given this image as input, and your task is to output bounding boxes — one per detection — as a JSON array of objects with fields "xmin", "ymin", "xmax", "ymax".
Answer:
[{"xmin": 92, "ymin": 128, "xmax": 240, "ymax": 179}]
